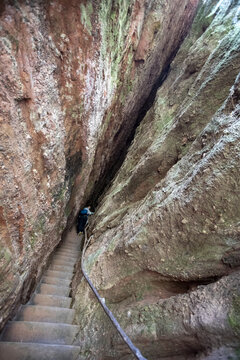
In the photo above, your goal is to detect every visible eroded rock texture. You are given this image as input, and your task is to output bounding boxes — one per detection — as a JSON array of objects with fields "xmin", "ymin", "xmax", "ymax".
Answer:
[
  {"xmin": 0, "ymin": 0, "xmax": 198, "ymax": 333},
  {"xmin": 73, "ymin": 1, "xmax": 240, "ymax": 359}
]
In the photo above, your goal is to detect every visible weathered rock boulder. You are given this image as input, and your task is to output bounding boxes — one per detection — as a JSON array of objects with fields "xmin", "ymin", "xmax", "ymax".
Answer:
[
  {"xmin": 0, "ymin": 0, "xmax": 198, "ymax": 333},
  {"xmin": 73, "ymin": 1, "xmax": 240, "ymax": 358}
]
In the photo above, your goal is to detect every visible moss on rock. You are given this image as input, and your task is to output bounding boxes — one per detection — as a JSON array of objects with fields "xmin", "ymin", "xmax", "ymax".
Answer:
[{"xmin": 228, "ymin": 295, "xmax": 240, "ymax": 336}]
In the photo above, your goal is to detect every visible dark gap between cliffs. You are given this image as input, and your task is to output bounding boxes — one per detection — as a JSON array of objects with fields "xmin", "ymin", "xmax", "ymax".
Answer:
[{"xmin": 87, "ymin": 64, "xmax": 171, "ymax": 210}]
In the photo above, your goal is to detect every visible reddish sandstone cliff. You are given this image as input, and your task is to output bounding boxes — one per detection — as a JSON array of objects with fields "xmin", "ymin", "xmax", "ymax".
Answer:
[{"xmin": 0, "ymin": 0, "xmax": 198, "ymax": 332}]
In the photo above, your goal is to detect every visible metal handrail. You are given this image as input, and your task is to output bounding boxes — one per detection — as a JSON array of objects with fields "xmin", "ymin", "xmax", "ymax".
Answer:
[{"xmin": 81, "ymin": 228, "xmax": 147, "ymax": 360}]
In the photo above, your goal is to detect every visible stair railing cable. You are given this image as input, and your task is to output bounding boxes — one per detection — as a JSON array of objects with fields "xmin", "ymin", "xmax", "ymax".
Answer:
[{"xmin": 81, "ymin": 228, "xmax": 147, "ymax": 360}]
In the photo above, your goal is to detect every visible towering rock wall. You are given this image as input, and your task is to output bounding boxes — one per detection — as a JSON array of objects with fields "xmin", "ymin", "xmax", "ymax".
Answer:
[
  {"xmin": 0, "ymin": 0, "xmax": 198, "ymax": 332},
  {"xmin": 73, "ymin": 1, "xmax": 240, "ymax": 358}
]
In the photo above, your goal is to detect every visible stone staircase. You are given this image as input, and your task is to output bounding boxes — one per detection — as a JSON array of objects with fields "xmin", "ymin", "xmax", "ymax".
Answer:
[{"xmin": 0, "ymin": 233, "xmax": 81, "ymax": 360}]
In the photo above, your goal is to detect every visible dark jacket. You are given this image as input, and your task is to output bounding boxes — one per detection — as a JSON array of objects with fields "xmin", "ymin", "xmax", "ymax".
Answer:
[{"xmin": 77, "ymin": 208, "xmax": 93, "ymax": 233}]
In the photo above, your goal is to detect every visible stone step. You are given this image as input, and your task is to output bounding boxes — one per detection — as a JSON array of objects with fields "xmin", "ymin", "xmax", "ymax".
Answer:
[
  {"xmin": 42, "ymin": 276, "xmax": 72, "ymax": 287},
  {"xmin": 58, "ymin": 244, "xmax": 78, "ymax": 248},
  {"xmin": 62, "ymin": 239, "xmax": 79, "ymax": 244},
  {"xmin": 61, "ymin": 240, "xmax": 79, "ymax": 245},
  {"xmin": 51, "ymin": 256, "xmax": 76, "ymax": 267},
  {"xmin": 37, "ymin": 283, "xmax": 70, "ymax": 297},
  {"xmin": 57, "ymin": 246, "xmax": 79, "ymax": 252},
  {"xmin": 49, "ymin": 262, "xmax": 74, "ymax": 271},
  {"xmin": 54, "ymin": 254, "xmax": 77, "ymax": 261},
  {"xmin": 0, "ymin": 342, "xmax": 81, "ymax": 360},
  {"xmin": 50, "ymin": 262, "xmax": 75, "ymax": 270},
  {"xmin": 50, "ymin": 258, "xmax": 75, "ymax": 266},
  {"xmin": 44, "ymin": 270, "xmax": 73, "ymax": 280},
  {"xmin": 60, "ymin": 244, "xmax": 80, "ymax": 250},
  {"xmin": 29, "ymin": 294, "xmax": 71, "ymax": 308},
  {"xmin": 58, "ymin": 248, "xmax": 79, "ymax": 254},
  {"xmin": 17, "ymin": 305, "xmax": 75, "ymax": 324},
  {"xmin": 54, "ymin": 256, "xmax": 77, "ymax": 264},
  {"xmin": 56, "ymin": 250, "xmax": 78, "ymax": 257},
  {"xmin": 58, "ymin": 241, "xmax": 81, "ymax": 247},
  {"xmin": 50, "ymin": 260, "xmax": 75, "ymax": 269},
  {"xmin": 0, "ymin": 321, "xmax": 80, "ymax": 345}
]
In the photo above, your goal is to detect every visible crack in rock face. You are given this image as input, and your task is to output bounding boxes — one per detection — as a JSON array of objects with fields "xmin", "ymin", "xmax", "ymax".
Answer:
[{"xmin": 0, "ymin": 0, "xmax": 240, "ymax": 359}]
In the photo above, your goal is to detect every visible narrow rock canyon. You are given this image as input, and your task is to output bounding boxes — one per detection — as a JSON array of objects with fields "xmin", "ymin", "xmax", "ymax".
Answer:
[{"xmin": 0, "ymin": 0, "xmax": 240, "ymax": 359}]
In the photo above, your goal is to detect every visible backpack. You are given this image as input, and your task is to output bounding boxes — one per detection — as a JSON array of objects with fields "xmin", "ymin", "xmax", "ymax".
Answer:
[{"xmin": 80, "ymin": 208, "xmax": 88, "ymax": 215}]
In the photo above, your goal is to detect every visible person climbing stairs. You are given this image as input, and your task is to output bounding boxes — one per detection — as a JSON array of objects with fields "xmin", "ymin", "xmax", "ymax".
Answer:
[{"xmin": 0, "ymin": 230, "xmax": 81, "ymax": 360}]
